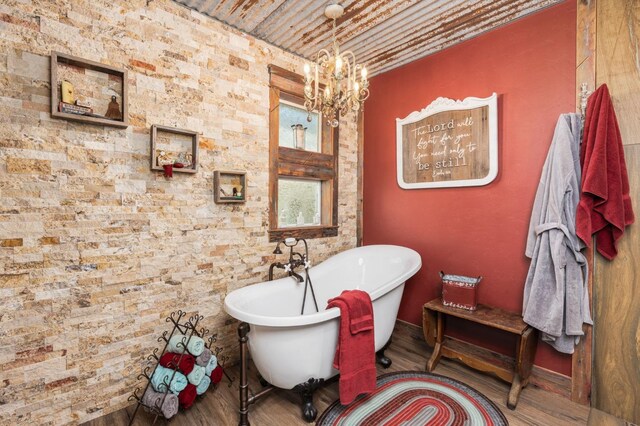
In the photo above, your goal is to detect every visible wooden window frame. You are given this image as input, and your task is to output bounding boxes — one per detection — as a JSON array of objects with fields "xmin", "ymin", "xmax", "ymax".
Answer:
[{"xmin": 268, "ymin": 64, "xmax": 339, "ymax": 242}]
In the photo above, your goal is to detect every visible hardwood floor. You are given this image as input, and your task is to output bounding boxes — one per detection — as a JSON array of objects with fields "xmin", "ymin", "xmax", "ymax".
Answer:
[
  {"xmin": 588, "ymin": 409, "xmax": 635, "ymax": 426},
  {"xmin": 85, "ymin": 322, "xmax": 589, "ymax": 426}
]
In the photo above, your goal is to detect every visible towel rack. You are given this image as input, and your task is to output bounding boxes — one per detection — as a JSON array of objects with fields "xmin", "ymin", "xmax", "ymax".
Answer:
[{"xmin": 126, "ymin": 311, "xmax": 232, "ymax": 425}]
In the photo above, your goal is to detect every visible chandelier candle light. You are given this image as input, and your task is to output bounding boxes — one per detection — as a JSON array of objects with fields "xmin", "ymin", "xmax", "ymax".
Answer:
[{"xmin": 303, "ymin": 3, "xmax": 369, "ymax": 128}]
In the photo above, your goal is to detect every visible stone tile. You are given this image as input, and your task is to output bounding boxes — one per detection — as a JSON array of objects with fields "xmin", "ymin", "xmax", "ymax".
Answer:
[
  {"xmin": 0, "ymin": 0, "xmax": 359, "ymax": 424},
  {"xmin": 0, "ymin": 238, "xmax": 23, "ymax": 247},
  {"xmin": 6, "ymin": 158, "xmax": 51, "ymax": 174}
]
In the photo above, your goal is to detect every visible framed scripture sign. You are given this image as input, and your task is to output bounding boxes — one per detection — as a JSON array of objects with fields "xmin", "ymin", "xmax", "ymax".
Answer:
[{"xmin": 396, "ymin": 93, "xmax": 498, "ymax": 189}]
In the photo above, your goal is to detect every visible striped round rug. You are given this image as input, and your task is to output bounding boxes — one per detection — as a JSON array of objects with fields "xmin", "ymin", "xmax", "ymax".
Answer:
[{"xmin": 316, "ymin": 371, "xmax": 508, "ymax": 426}]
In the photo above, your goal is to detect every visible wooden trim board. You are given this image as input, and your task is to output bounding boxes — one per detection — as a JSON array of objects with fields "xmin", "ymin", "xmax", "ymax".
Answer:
[
  {"xmin": 267, "ymin": 64, "xmax": 339, "ymax": 242},
  {"xmin": 572, "ymin": 0, "xmax": 597, "ymax": 405},
  {"xmin": 588, "ymin": 408, "xmax": 636, "ymax": 426}
]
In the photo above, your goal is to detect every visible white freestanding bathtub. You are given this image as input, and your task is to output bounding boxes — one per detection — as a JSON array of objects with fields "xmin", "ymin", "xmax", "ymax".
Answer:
[{"xmin": 224, "ymin": 244, "xmax": 422, "ymax": 390}]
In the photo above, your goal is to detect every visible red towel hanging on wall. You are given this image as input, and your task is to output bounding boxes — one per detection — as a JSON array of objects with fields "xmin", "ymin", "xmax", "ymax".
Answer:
[{"xmin": 577, "ymin": 84, "xmax": 634, "ymax": 260}]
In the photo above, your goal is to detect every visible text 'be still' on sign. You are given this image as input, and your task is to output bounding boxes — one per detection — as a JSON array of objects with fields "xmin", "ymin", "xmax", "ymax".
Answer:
[{"xmin": 396, "ymin": 94, "xmax": 498, "ymax": 189}]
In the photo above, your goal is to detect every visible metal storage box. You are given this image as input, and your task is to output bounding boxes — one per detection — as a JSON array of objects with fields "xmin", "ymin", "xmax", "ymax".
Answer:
[{"xmin": 440, "ymin": 271, "xmax": 483, "ymax": 311}]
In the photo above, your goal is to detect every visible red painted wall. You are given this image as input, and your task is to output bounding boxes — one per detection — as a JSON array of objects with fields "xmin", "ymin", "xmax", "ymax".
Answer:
[{"xmin": 363, "ymin": 1, "xmax": 576, "ymax": 375}]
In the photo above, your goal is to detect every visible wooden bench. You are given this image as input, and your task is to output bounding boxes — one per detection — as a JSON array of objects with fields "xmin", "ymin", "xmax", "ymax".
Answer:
[{"xmin": 422, "ymin": 298, "xmax": 538, "ymax": 409}]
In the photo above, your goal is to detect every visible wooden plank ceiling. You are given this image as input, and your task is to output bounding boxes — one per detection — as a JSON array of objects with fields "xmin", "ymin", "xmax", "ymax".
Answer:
[{"xmin": 174, "ymin": 0, "xmax": 562, "ymax": 76}]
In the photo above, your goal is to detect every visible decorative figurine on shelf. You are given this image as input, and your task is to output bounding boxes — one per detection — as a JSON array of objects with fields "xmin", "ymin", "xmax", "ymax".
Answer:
[
  {"xmin": 157, "ymin": 150, "xmax": 173, "ymax": 178},
  {"xmin": 231, "ymin": 182, "xmax": 243, "ymax": 198},
  {"xmin": 157, "ymin": 150, "xmax": 171, "ymax": 167},
  {"xmin": 292, "ymin": 124, "xmax": 307, "ymax": 150},
  {"xmin": 61, "ymin": 80, "xmax": 75, "ymax": 104},
  {"xmin": 105, "ymin": 95, "xmax": 122, "ymax": 120},
  {"xmin": 174, "ymin": 152, "xmax": 193, "ymax": 169},
  {"xmin": 75, "ymin": 99, "xmax": 92, "ymax": 109},
  {"xmin": 59, "ymin": 80, "xmax": 95, "ymax": 116},
  {"xmin": 183, "ymin": 153, "xmax": 193, "ymax": 168}
]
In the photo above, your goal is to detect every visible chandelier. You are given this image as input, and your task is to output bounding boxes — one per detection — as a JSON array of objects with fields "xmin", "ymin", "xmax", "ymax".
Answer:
[{"xmin": 303, "ymin": 4, "xmax": 369, "ymax": 128}]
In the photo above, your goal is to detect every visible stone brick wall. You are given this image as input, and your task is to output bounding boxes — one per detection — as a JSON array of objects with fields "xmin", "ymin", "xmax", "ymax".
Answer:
[{"xmin": 0, "ymin": 1, "xmax": 358, "ymax": 424}]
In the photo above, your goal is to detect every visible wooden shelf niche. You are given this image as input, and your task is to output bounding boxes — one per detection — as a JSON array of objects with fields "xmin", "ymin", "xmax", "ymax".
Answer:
[
  {"xmin": 50, "ymin": 51, "xmax": 128, "ymax": 128},
  {"xmin": 214, "ymin": 171, "xmax": 246, "ymax": 203},
  {"xmin": 150, "ymin": 125, "xmax": 199, "ymax": 174}
]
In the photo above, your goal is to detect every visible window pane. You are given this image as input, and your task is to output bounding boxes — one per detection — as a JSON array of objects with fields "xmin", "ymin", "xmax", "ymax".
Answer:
[
  {"xmin": 278, "ymin": 179, "xmax": 321, "ymax": 228},
  {"xmin": 278, "ymin": 100, "xmax": 320, "ymax": 152}
]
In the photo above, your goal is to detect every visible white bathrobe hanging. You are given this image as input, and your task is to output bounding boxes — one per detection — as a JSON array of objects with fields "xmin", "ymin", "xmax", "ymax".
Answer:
[{"xmin": 523, "ymin": 113, "xmax": 592, "ymax": 354}]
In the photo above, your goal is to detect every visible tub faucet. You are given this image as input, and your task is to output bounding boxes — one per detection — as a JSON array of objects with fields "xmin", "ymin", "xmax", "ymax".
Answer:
[
  {"xmin": 268, "ymin": 238, "xmax": 308, "ymax": 282},
  {"xmin": 269, "ymin": 237, "xmax": 318, "ymax": 314},
  {"xmin": 268, "ymin": 261, "xmax": 298, "ymax": 281}
]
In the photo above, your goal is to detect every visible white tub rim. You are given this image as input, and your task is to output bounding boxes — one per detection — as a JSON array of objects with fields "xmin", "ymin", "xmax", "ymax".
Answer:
[{"xmin": 224, "ymin": 244, "xmax": 421, "ymax": 327}]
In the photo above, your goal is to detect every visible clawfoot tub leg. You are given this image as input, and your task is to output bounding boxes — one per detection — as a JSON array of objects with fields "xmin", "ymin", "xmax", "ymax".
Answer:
[
  {"xmin": 238, "ymin": 322, "xmax": 251, "ymax": 426},
  {"xmin": 257, "ymin": 374, "xmax": 270, "ymax": 388},
  {"xmin": 293, "ymin": 378, "xmax": 325, "ymax": 423},
  {"xmin": 376, "ymin": 338, "xmax": 393, "ymax": 368}
]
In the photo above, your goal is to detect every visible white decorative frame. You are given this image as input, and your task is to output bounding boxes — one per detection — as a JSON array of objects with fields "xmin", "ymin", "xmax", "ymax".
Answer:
[{"xmin": 396, "ymin": 93, "xmax": 498, "ymax": 189}]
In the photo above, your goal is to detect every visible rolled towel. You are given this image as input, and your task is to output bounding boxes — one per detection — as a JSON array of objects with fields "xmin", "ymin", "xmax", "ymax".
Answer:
[
  {"xmin": 141, "ymin": 386, "xmax": 162, "ymax": 409},
  {"xmin": 187, "ymin": 365, "xmax": 206, "ymax": 386},
  {"xmin": 195, "ymin": 348, "xmax": 212, "ymax": 367},
  {"xmin": 196, "ymin": 375, "xmax": 211, "ymax": 395},
  {"xmin": 151, "ymin": 365, "xmax": 188, "ymax": 395},
  {"xmin": 159, "ymin": 352, "xmax": 195, "ymax": 375},
  {"xmin": 178, "ymin": 383, "xmax": 197, "ymax": 410},
  {"xmin": 168, "ymin": 334, "xmax": 205, "ymax": 357},
  {"xmin": 160, "ymin": 392, "xmax": 179, "ymax": 419},
  {"xmin": 204, "ymin": 354, "xmax": 218, "ymax": 376},
  {"xmin": 211, "ymin": 365, "xmax": 223, "ymax": 384},
  {"xmin": 142, "ymin": 387, "xmax": 179, "ymax": 419}
]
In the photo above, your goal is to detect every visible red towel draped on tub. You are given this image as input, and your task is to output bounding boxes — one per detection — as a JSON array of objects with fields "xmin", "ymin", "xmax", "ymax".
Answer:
[
  {"xmin": 327, "ymin": 289, "xmax": 376, "ymax": 405},
  {"xmin": 577, "ymin": 84, "xmax": 635, "ymax": 259}
]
